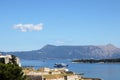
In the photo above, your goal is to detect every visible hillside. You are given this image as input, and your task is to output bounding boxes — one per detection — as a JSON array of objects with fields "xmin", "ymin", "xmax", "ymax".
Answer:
[{"xmin": 1, "ymin": 44, "xmax": 120, "ymax": 59}]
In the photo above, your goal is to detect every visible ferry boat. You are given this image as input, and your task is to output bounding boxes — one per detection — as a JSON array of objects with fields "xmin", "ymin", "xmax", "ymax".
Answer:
[{"xmin": 54, "ymin": 63, "xmax": 68, "ymax": 68}]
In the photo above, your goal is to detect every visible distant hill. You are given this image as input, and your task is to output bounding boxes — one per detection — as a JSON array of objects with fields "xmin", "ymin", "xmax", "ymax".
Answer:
[{"xmin": 1, "ymin": 44, "xmax": 120, "ymax": 59}]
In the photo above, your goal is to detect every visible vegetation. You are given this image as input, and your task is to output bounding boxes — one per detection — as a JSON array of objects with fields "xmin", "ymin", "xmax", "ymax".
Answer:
[
  {"xmin": 10, "ymin": 55, "xmax": 18, "ymax": 65},
  {"xmin": 0, "ymin": 63, "xmax": 26, "ymax": 80},
  {"xmin": 0, "ymin": 58, "xmax": 5, "ymax": 63},
  {"xmin": 0, "ymin": 55, "xmax": 29, "ymax": 80},
  {"xmin": 72, "ymin": 58, "xmax": 120, "ymax": 63}
]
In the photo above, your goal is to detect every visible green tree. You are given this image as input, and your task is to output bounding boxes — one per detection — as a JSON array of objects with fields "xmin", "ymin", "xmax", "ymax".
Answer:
[
  {"xmin": 0, "ymin": 63, "xmax": 26, "ymax": 80},
  {"xmin": 0, "ymin": 58, "xmax": 5, "ymax": 63},
  {"xmin": 10, "ymin": 55, "xmax": 18, "ymax": 65}
]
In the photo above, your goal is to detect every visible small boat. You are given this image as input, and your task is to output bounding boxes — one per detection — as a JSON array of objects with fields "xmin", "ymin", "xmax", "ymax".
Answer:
[{"xmin": 54, "ymin": 63, "xmax": 68, "ymax": 68}]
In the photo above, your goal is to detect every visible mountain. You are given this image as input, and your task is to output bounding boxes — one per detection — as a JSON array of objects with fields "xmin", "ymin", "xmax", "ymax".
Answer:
[{"xmin": 1, "ymin": 44, "xmax": 120, "ymax": 59}]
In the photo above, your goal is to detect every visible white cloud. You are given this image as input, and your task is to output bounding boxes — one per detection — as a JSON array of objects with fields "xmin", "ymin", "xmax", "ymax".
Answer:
[
  {"xmin": 55, "ymin": 40, "xmax": 65, "ymax": 44},
  {"xmin": 54, "ymin": 39, "xmax": 73, "ymax": 45},
  {"xmin": 13, "ymin": 23, "xmax": 43, "ymax": 32}
]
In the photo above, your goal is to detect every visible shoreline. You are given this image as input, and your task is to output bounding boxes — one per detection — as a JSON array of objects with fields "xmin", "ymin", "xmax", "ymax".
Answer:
[
  {"xmin": 23, "ymin": 67, "xmax": 101, "ymax": 80},
  {"xmin": 72, "ymin": 58, "xmax": 120, "ymax": 63}
]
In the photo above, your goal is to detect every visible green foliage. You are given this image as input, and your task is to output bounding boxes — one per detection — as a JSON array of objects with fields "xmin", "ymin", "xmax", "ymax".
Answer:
[
  {"xmin": 72, "ymin": 58, "xmax": 120, "ymax": 63},
  {"xmin": 0, "ymin": 58, "xmax": 5, "ymax": 63},
  {"xmin": 0, "ymin": 63, "xmax": 26, "ymax": 80},
  {"xmin": 10, "ymin": 55, "xmax": 18, "ymax": 65}
]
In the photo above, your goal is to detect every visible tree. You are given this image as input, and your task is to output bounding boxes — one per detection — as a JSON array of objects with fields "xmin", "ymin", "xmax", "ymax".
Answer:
[
  {"xmin": 0, "ymin": 63, "xmax": 26, "ymax": 80},
  {"xmin": 0, "ymin": 58, "xmax": 5, "ymax": 63},
  {"xmin": 10, "ymin": 55, "xmax": 18, "ymax": 65}
]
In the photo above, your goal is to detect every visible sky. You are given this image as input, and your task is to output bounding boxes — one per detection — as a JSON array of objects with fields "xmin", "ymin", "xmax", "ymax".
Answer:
[{"xmin": 0, "ymin": 0, "xmax": 120, "ymax": 51}]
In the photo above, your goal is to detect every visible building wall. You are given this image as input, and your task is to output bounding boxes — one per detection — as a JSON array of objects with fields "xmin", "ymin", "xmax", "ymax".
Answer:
[
  {"xmin": 67, "ymin": 75, "xmax": 80, "ymax": 80},
  {"xmin": 0, "ymin": 54, "xmax": 21, "ymax": 66},
  {"xmin": 0, "ymin": 56, "xmax": 10, "ymax": 64}
]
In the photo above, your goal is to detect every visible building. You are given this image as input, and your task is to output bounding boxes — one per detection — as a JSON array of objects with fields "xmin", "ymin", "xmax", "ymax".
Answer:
[
  {"xmin": 24, "ymin": 67, "xmax": 82, "ymax": 80},
  {"xmin": 0, "ymin": 54, "xmax": 21, "ymax": 66}
]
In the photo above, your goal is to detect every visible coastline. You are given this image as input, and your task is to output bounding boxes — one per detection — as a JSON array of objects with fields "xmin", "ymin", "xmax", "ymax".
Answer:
[
  {"xmin": 23, "ymin": 67, "xmax": 101, "ymax": 80},
  {"xmin": 72, "ymin": 58, "xmax": 120, "ymax": 63}
]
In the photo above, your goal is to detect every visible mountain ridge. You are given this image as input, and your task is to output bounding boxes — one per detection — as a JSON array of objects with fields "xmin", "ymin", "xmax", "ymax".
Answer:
[{"xmin": 1, "ymin": 44, "xmax": 120, "ymax": 59}]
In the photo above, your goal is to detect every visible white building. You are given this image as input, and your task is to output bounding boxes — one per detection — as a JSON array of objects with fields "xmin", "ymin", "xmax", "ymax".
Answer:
[{"xmin": 0, "ymin": 54, "xmax": 21, "ymax": 66}]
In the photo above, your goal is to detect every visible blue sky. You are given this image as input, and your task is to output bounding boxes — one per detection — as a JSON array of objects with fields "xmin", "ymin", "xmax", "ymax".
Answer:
[{"xmin": 0, "ymin": 0, "xmax": 120, "ymax": 51}]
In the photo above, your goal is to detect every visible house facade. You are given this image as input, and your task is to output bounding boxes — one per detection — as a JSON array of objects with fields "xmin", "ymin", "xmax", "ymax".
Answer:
[{"xmin": 0, "ymin": 54, "xmax": 21, "ymax": 66}]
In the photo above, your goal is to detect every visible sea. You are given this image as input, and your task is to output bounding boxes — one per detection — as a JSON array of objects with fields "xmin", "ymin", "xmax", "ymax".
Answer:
[{"xmin": 21, "ymin": 59, "xmax": 120, "ymax": 80}]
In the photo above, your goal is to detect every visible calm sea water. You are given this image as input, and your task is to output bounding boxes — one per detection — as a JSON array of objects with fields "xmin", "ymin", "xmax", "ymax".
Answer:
[{"xmin": 21, "ymin": 59, "xmax": 120, "ymax": 80}]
